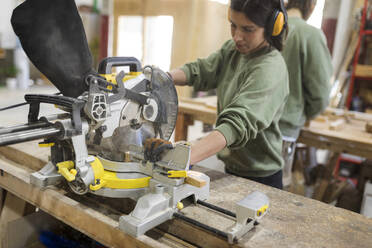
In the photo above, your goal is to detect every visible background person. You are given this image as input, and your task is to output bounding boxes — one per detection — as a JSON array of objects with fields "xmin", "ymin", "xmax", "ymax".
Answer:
[{"xmin": 280, "ymin": 0, "xmax": 333, "ymax": 188}]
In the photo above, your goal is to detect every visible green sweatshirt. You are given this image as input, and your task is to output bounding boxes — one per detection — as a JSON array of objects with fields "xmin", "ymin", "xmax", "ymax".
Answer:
[
  {"xmin": 181, "ymin": 39, "xmax": 289, "ymax": 177},
  {"xmin": 279, "ymin": 17, "xmax": 333, "ymax": 139}
]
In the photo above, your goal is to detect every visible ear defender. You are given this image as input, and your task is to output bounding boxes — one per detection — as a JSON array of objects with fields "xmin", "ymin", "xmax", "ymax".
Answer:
[
  {"xmin": 270, "ymin": 0, "xmax": 288, "ymax": 37},
  {"xmin": 272, "ymin": 11, "xmax": 285, "ymax": 36}
]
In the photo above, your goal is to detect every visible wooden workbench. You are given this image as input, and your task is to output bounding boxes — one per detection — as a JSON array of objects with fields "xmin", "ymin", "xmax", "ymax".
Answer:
[
  {"xmin": 298, "ymin": 110, "xmax": 372, "ymax": 160},
  {"xmin": 0, "ymin": 142, "xmax": 371, "ymax": 248}
]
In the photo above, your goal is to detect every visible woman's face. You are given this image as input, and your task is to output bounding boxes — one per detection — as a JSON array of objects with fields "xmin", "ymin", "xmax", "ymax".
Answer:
[{"xmin": 229, "ymin": 9, "xmax": 268, "ymax": 54}]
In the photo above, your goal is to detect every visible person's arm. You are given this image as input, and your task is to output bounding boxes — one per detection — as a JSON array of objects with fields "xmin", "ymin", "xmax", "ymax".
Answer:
[
  {"xmin": 168, "ymin": 69, "xmax": 188, "ymax": 86},
  {"xmin": 303, "ymin": 31, "xmax": 333, "ymax": 119},
  {"xmin": 189, "ymin": 130, "xmax": 226, "ymax": 165}
]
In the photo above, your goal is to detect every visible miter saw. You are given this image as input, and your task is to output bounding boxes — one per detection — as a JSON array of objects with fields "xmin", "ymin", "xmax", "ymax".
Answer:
[{"xmin": 0, "ymin": 0, "xmax": 270, "ymax": 243}]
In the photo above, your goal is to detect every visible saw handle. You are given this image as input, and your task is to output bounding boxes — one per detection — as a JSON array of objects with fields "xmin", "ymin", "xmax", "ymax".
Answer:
[{"xmin": 98, "ymin": 57, "xmax": 142, "ymax": 74}]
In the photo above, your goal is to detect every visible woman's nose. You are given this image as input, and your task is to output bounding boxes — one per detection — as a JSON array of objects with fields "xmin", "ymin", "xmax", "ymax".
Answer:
[{"xmin": 233, "ymin": 30, "xmax": 243, "ymax": 42}]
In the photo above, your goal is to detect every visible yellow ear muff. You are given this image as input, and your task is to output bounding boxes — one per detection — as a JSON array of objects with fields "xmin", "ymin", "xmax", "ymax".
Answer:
[{"xmin": 272, "ymin": 12, "xmax": 285, "ymax": 36}]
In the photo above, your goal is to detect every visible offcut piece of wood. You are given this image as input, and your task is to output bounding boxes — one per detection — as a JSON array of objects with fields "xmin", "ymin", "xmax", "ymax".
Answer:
[
  {"xmin": 185, "ymin": 171, "xmax": 206, "ymax": 188},
  {"xmin": 323, "ymin": 180, "xmax": 348, "ymax": 204},
  {"xmin": 313, "ymin": 116, "xmax": 328, "ymax": 123},
  {"xmin": 365, "ymin": 122, "xmax": 372, "ymax": 133},
  {"xmin": 325, "ymin": 107, "xmax": 372, "ymax": 122},
  {"xmin": 365, "ymin": 108, "xmax": 372, "ymax": 114},
  {"xmin": 329, "ymin": 119, "xmax": 346, "ymax": 131}
]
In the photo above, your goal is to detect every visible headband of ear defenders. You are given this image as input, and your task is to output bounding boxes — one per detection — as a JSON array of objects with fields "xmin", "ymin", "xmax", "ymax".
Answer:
[{"xmin": 272, "ymin": 0, "xmax": 288, "ymax": 36}]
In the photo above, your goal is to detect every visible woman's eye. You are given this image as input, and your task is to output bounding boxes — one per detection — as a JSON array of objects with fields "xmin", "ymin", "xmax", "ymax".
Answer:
[
  {"xmin": 243, "ymin": 28, "xmax": 254, "ymax": 33},
  {"xmin": 230, "ymin": 23, "xmax": 236, "ymax": 29}
]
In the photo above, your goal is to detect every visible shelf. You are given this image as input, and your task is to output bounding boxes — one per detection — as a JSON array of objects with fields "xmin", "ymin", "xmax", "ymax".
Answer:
[
  {"xmin": 355, "ymin": 64, "xmax": 372, "ymax": 78},
  {"xmin": 362, "ymin": 30, "xmax": 372, "ymax": 35}
]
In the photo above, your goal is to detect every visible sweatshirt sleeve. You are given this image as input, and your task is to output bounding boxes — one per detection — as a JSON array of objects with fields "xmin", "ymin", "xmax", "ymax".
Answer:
[
  {"xmin": 180, "ymin": 41, "xmax": 231, "ymax": 91},
  {"xmin": 302, "ymin": 30, "xmax": 333, "ymax": 119},
  {"xmin": 215, "ymin": 63, "xmax": 288, "ymax": 149}
]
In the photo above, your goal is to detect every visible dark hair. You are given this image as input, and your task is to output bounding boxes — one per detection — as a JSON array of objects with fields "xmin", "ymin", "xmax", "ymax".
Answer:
[
  {"xmin": 230, "ymin": 0, "xmax": 288, "ymax": 51},
  {"xmin": 286, "ymin": 0, "xmax": 317, "ymax": 20}
]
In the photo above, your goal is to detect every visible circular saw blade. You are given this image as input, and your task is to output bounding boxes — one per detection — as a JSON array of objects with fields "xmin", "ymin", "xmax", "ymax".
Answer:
[{"xmin": 149, "ymin": 67, "xmax": 178, "ymax": 141}]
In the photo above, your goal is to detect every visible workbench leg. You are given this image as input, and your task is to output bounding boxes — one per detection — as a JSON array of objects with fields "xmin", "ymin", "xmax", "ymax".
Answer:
[
  {"xmin": 313, "ymin": 153, "xmax": 340, "ymax": 201},
  {"xmin": 0, "ymin": 192, "xmax": 36, "ymax": 248},
  {"xmin": 0, "ymin": 188, "xmax": 5, "ymax": 215},
  {"xmin": 288, "ymin": 147, "xmax": 306, "ymax": 195},
  {"xmin": 175, "ymin": 113, "xmax": 194, "ymax": 141}
]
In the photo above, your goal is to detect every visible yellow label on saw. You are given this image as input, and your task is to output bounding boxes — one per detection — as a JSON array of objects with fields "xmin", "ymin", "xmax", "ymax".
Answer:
[{"xmin": 100, "ymin": 72, "xmax": 142, "ymax": 86}]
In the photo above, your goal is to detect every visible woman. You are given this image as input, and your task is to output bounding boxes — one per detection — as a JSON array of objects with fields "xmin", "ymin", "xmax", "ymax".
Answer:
[
  {"xmin": 279, "ymin": 0, "xmax": 333, "ymax": 187},
  {"xmin": 168, "ymin": 0, "xmax": 289, "ymax": 189}
]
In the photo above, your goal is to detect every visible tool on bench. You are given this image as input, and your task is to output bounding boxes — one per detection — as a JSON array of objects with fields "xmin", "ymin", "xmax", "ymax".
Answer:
[{"xmin": 0, "ymin": 0, "xmax": 269, "ymax": 243}]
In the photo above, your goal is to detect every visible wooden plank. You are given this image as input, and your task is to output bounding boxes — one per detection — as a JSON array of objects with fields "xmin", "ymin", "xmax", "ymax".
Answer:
[
  {"xmin": 324, "ymin": 107, "xmax": 372, "ymax": 122},
  {"xmin": 185, "ymin": 171, "xmax": 207, "ymax": 188},
  {"xmin": 330, "ymin": 31, "xmax": 359, "ymax": 107},
  {"xmin": 0, "ymin": 160, "xmax": 169, "ymax": 248},
  {"xmin": 355, "ymin": 64, "xmax": 372, "ymax": 78},
  {"xmin": 329, "ymin": 119, "xmax": 345, "ymax": 130},
  {"xmin": 148, "ymin": 229, "xmax": 198, "ymax": 248},
  {"xmin": 179, "ymin": 96, "xmax": 217, "ymax": 110},
  {"xmin": 0, "ymin": 145, "xmax": 46, "ymax": 171}
]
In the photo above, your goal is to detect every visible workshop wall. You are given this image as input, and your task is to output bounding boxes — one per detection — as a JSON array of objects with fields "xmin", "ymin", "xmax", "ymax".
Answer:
[
  {"xmin": 113, "ymin": 0, "xmax": 231, "ymax": 97},
  {"xmin": 0, "ymin": 0, "xmax": 17, "ymax": 49}
]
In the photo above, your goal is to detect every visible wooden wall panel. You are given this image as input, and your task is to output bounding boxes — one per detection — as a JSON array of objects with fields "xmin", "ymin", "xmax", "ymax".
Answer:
[{"xmin": 113, "ymin": 0, "xmax": 230, "ymax": 97}]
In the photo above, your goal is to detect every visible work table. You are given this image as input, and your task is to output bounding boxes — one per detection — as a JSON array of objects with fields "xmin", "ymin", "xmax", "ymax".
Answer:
[{"xmin": 0, "ymin": 142, "xmax": 371, "ymax": 248}]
